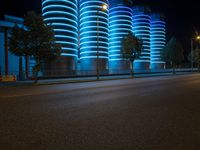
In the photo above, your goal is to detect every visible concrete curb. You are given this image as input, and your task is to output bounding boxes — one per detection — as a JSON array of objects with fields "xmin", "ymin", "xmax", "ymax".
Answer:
[{"xmin": 0, "ymin": 72, "xmax": 197, "ymax": 87}]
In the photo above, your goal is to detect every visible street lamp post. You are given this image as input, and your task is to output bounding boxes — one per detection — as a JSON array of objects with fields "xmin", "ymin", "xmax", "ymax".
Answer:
[
  {"xmin": 191, "ymin": 39, "xmax": 194, "ymax": 72},
  {"xmin": 97, "ymin": 10, "xmax": 100, "ymax": 80},
  {"xmin": 191, "ymin": 36, "xmax": 200, "ymax": 72},
  {"xmin": 96, "ymin": 4, "xmax": 108, "ymax": 80}
]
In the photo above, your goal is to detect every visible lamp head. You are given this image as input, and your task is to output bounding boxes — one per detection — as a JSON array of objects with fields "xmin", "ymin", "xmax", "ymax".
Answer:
[{"xmin": 102, "ymin": 4, "xmax": 108, "ymax": 10}]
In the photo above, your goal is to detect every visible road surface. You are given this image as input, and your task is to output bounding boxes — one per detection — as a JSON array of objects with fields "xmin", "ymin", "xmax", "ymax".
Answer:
[{"xmin": 1, "ymin": 74, "xmax": 200, "ymax": 149}]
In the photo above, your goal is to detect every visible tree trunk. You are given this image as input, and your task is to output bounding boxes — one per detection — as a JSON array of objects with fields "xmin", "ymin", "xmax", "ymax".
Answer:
[
  {"xmin": 34, "ymin": 71, "xmax": 38, "ymax": 84},
  {"xmin": 34, "ymin": 59, "xmax": 40, "ymax": 84},
  {"xmin": 130, "ymin": 61, "xmax": 134, "ymax": 78},
  {"xmin": 25, "ymin": 55, "xmax": 29, "ymax": 79},
  {"xmin": 172, "ymin": 63, "xmax": 176, "ymax": 74},
  {"xmin": 0, "ymin": 65, "xmax": 2, "ymax": 75},
  {"xmin": 19, "ymin": 56, "xmax": 23, "ymax": 80}
]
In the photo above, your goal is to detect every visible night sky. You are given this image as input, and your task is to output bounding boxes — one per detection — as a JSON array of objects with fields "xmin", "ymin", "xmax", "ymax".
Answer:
[{"xmin": 0, "ymin": 0, "xmax": 200, "ymax": 56}]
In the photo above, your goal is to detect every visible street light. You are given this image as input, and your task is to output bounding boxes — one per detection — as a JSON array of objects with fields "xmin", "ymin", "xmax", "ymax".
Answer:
[
  {"xmin": 102, "ymin": 4, "xmax": 108, "ymax": 10},
  {"xmin": 191, "ymin": 35, "xmax": 200, "ymax": 72},
  {"xmin": 96, "ymin": 4, "xmax": 108, "ymax": 80}
]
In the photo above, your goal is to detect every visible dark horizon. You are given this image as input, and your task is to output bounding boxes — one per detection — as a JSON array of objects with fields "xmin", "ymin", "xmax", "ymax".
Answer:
[{"xmin": 0, "ymin": 0, "xmax": 199, "ymax": 57}]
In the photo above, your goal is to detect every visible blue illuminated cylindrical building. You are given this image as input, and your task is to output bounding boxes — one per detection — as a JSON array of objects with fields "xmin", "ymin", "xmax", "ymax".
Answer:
[
  {"xmin": 42, "ymin": 0, "xmax": 78, "ymax": 75},
  {"xmin": 109, "ymin": 0, "xmax": 133, "ymax": 74},
  {"xmin": 150, "ymin": 13, "xmax": 166, "ymax": 70},
  {"xmin": 79, "ymin": 0, "xmax": 109, "ymax": 73},
  {"xmin": 132, "ymin": 6, "xmax": 151, "ymax": 72}
]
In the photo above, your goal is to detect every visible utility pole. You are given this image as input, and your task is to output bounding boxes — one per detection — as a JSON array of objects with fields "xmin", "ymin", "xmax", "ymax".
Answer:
[{"xmin": 96, "ymin": 4, "xmax": 108, "ymax": 80}]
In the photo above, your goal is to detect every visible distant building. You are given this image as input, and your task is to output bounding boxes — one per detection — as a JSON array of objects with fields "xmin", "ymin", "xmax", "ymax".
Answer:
[
  {"xmin": 79, "ymin": 0, "xmax": 109, "ymax": 74},
  {"xmin": 41, "ymin": 0, "xmax": 166, "ymax": 75},
  {"xmin": 0, "ymin": 15, "xmax": 25, "ymax": 76},
  {"xmin": 0, "ymin": 15, "xmax": 34, "ymax": 78},
  {"xmin": 132, "ymin": 6, "xmax": 151, "ymax": 72},
  {"xmin": 150, "ymin": 13, "xmax": 166, "ymax": 70},
  {"xmin": 1, "ymin": 1, "xmax": 167, "ymax": 79},
  {"xmin": 109, "ymin": 0, "xmax": 133, "ymax": 74},
  {"xmin": 42, "ymin": 0, "xmax": 78, "ymax": 75}
]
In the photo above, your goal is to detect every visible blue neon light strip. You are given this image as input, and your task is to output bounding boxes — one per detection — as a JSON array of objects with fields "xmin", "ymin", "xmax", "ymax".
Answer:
[{"xmin": 42, "ymin": 5, "xmax": 77, "ymax": 14}]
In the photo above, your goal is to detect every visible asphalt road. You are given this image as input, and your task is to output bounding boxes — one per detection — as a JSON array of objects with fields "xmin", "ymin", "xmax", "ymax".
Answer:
[{"xmin": 1, "ymin": 74, "xmax": 200, "ymax": 150}]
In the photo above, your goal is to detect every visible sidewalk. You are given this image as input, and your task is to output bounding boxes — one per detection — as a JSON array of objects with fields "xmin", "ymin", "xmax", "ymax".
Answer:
[{"xmin": 0, "ymin": 71, "xmax": 195, "ymax": 87}]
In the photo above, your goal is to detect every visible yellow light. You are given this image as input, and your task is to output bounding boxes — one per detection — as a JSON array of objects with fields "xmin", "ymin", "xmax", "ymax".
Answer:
[
  {"xmin": 197, "ymin": 36, "xmax": 200, "ymax": 40},
  {"xmin": 102, "ymin": 4, "xmax": 108, "ymax": 10}
]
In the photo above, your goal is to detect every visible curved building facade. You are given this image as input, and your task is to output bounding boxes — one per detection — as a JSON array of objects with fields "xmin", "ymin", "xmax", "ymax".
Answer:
[
  {"xmin": 40, "ymin": 1, "xmax": 167, "ymax": 75},
  {"xmin": 132, "ymin": 6, "xmax": 151, "ymax": 72},
  {"xmin": 79, "ymin": 0, "xmax": 109, "ymax": 73},
  {"xmin": 109, "ymin": 0, "xmax": 133, "ymax": 73},
  {"xmin": 150, "ymin": 14, "xmax": 166, "ymax": 70},
  {"xmin": 42, "ymin": 0, "xmax": 78, "ymax": 75}
]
